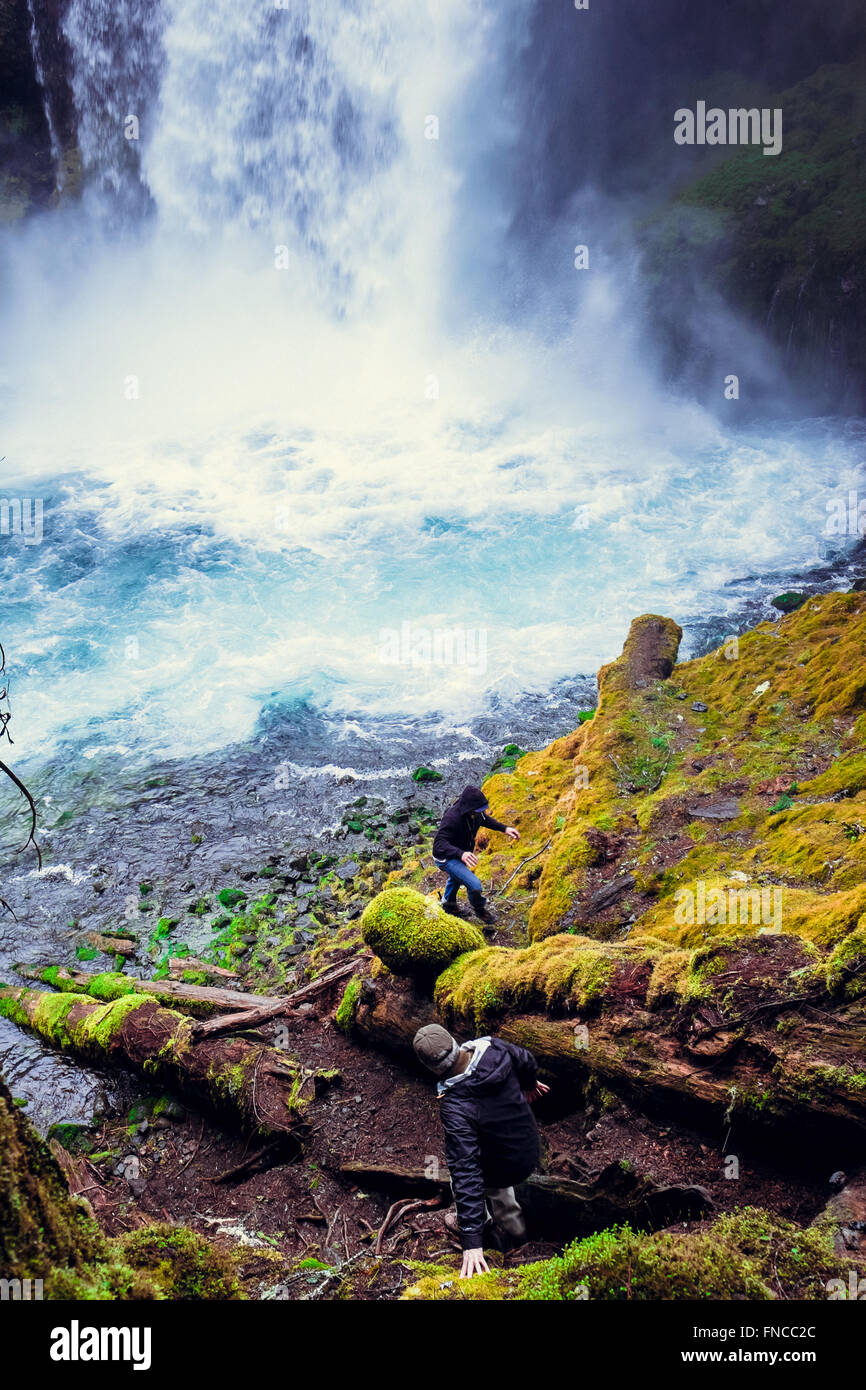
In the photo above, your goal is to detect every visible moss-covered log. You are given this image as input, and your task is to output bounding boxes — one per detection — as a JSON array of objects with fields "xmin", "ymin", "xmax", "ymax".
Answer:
[
  {"xmin": 15, "ymin": 964, "xmax": 280, "ymax": 1016},
  {"xmin": 352, "ymin": 930, "xmax": 866, "ymax": 1160},
  {"xmin": 0, "ymin": 985, "xmax": 320, "ymax": 1140}
]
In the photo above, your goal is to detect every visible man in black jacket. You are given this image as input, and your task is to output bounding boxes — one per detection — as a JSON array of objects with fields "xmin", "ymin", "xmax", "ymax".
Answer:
[
  {"xmin": 414, "ymin": 1023, "xmax": 549, "ymax": 1278},
  {"xmin": 431, "ymin": 784, "xmax": 519, "ymax": 924}
]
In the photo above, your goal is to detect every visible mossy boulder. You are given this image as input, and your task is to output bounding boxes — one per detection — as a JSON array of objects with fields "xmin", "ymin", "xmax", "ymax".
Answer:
[{"xmin": 360, "ymin": 888, "xmax": 485, "ymax": 980}]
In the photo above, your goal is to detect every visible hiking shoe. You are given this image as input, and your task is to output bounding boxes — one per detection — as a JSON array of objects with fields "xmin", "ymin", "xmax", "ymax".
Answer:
[
  {"xmin": 469, "ymin": 894, "xmax": 497, "ymax": 925},
  {"xmin": 442, "ymin": 900, "xmax": 467, "ymax": 918}
]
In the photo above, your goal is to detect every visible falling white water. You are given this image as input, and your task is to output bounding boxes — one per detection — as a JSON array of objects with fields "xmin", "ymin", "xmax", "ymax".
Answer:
[{"xmin": 0, "ymin": 0, "xmax": 863, "ymax": 767}]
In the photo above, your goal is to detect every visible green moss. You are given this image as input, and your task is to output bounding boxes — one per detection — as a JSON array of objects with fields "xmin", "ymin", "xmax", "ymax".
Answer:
[
  {"xmin": 826, "ymin": 926, "xmax": 866, "ymax": 999},
  {"xmin": 335, "ymin": 977, "xmax": 361, "ymax": 1034},
  {"xmin": 404, "ymin": 1207, "xmax": 854, "ymax": 1302},
  {"xmin": 118, "ymin": 1224, "xmax": 243, "ymax": 1300},
  {"xmin": 435, "ymin": 933, "xmax": 670, "ymax": 1032},
  {"xmin": 217, "ymin": 887, "xmax": 247, "ymax": 909},
  {"xmin": 360, "ymin": 888, "xmax": 485, "ymax": 979}
]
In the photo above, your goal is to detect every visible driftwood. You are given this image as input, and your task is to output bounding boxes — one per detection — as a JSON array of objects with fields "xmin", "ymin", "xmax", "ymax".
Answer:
[
  {"xmin": 191, "ymin": 961, "xmax": 360, "ymax": 1039},
  {"xmin": 192, "ymin": 998, "xmax": 291, "ymax": 1040},
  {"xmin": 86, "ymin": 933, "xmax": 137, "ymax": 957},
  {"xmin": 336, "ymin": 1158, "xmax": 712, "ymax": 1241},
  {"xmin": 169, "ymin": 955, "xmax": 238, "ymax": 980},
  {"xmin": 0, "ymin": 984, "xmax": 323, "ymax": 1141}
]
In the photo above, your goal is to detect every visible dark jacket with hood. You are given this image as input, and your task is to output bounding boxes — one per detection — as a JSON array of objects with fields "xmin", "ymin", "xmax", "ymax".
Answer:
[
  {"xmin": 437, "ymin": 1036, "xmax": 539, "ymax": 1250},
  {"xmin": 432, "ymin": 785, "xmax": 507, "ymax": 863}
]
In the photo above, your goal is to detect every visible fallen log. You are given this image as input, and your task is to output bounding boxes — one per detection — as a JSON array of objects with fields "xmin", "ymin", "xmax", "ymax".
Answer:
[
  {"xmin": 15, "ymin": 965, "xmax": 280, "ymax": 1014},
  {"xmin": 192, "ymin": 997, "xmax": 291, "ymax": 1039},
  {"xmin": 190, "ymin": 960, "xmax": 360, "ymax": 1039},
  {"xmin": 335, "ymin": 1158, "xmax": 712, "ymax": 1240},
  {"xmin": 351, "ymin": 933, "xmax": 866, "ymax": 1162},
  {"xmin": 0, "ymin": 985, "xmax": 321, "ymax": 1141}
]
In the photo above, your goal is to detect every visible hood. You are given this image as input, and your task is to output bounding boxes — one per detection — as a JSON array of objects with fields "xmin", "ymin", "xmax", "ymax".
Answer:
[
  {"xmin": 454, "ymin": 785, "xmax": 489, "ymax": 815},
  {"xmin": 438, "ymin": 1038, "xmax": 513, "ymax": 1097}
]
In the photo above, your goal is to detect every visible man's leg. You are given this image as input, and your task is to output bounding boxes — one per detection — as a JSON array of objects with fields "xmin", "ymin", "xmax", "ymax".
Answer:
[
  {"xmin": 442, "ymin": 857, "xmax": 482, "ymax": 898},
  {"xmin": 439, "ymin": 857, "xmax": 497, "ymax": 925},
  {"xmin": 485, "ymin": 1186, "xmax": 527, "ymax": 1242}
]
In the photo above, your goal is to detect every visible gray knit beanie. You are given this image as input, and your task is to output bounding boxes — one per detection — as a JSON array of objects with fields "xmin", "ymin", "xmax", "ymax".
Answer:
[{"xmin": 413, "ymin": 1024, "xmax": 461, "ymax": 1076}]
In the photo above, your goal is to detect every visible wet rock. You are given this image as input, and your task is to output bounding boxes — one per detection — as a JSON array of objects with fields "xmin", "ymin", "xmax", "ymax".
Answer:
[
  {"xmin": 772, "ymin": 591, "xmax": 807, "ymax": 614},
  {"xmin": 335, "ymin": 861, "xmax": 360, "ymax": 879},
  {"xmin": 690, "ymin": 701, "xmax": 709, "ymax": 713},
  {"xmin": 687, "ymin": 798, "xmax": 741, "ymax": 821}
]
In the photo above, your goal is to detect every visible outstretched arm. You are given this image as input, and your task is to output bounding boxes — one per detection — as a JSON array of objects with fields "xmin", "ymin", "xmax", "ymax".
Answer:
[{"xmin": 481, "ymin": 812, "xmax": 520, "ymax": 841}]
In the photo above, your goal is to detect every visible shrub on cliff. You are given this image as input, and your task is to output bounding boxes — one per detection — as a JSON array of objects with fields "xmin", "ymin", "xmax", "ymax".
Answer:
[{"xmin": 360, "ymin": 888, "xmax": 485, "ymax": 979}]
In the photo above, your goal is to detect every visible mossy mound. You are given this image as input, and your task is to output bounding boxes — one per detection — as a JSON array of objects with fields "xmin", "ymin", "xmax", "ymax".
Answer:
[
  {"xmin": 404, "ymin": 1207, "xmax": 859, "ymax": 1302},
  {"xmin": 360, "ymin": 888, "xmax": 485, "ymax": 979},
  {"xmin": 118, "ymin": 1224, "xmax": 243, "ymax": 1300}
]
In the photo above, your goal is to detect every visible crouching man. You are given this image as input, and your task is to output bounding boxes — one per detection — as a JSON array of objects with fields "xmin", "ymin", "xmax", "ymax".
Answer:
[{"xmin": 413, "ymin": 1023, "xmax": 549, "ymax": 1278}]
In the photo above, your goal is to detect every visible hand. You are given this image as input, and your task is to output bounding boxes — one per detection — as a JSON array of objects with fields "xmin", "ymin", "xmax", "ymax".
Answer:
[
  {"xmin": 524, "ymin": 1082, "xmax": 550, "ymax": 1104},
  {"xmin": 505, "ymin": 826, "xmax": 520, "ymax": 842},
  {"xmin": 462, "ymin": 851, "xmax": 479, "ymax": 869},
  {"xmin": 460, "ymin": 1248, "xmax": 490, "ymax": 1279}
]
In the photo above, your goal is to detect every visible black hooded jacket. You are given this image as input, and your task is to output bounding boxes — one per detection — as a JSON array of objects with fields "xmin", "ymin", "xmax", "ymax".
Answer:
[
  {"xmin": 438, "ymin": 1036, "xmax": 539, "ymax": 1250},
  {"xmin": 432, "ymin": 785, "xmax": 508, "ymax": 862}
]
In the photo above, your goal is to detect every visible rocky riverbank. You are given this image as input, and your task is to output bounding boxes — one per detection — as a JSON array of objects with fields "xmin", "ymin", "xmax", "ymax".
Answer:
[{"xmin": 2, "ymin": 585, "xmax": 865, "ymax": 1300}]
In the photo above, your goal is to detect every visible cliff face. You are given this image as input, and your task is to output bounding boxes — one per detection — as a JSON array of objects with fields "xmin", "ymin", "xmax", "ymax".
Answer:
[
  {"xmin": 641, "ymin": 59, "xmax": 866, "ymax": 411},
  {"xmin": 0, "ymin": 0, "xmax": 77, "ymax": 219}
]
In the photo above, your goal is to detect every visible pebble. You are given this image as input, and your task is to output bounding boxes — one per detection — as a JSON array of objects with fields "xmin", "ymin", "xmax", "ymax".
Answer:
[{"xmin": 691, "ymin": 701, "xmax": 709, "ymax": 713}]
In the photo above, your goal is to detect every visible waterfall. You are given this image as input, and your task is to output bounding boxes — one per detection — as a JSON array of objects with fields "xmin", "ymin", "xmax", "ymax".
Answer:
[
  {"xmin": 25, "ymin": 0, "xmax": 64, "ymax": 189},
  {"xmin": 62, "ymin": 0, "xmax": 166, "ymax": 219},
  {"xmin": 55, "ymin": 0, "xmax": 493, "ymax": 311}
]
